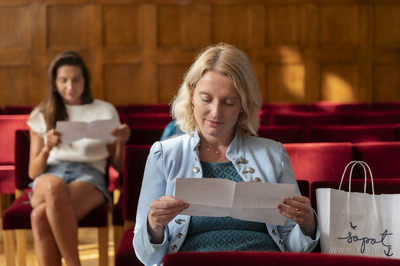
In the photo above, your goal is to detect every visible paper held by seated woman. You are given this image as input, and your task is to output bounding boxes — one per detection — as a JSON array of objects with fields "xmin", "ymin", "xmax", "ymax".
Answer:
[{"xmin": 175, "ymin": 177, "xmax": 296, "ymax": 225}]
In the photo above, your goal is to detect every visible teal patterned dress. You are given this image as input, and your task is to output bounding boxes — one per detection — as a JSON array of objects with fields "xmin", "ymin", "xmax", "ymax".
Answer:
[{"xmin": 179, "ymin": 161, "xmax": 280, "ymax": 252}]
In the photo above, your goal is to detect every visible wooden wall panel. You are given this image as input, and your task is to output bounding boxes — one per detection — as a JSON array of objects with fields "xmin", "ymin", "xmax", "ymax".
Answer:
[
  {"xmin": 265, "ymin": 63, "xmax": 306, "ymax": 102},
  {"xmin": 103, "ymin": 64, "xmax": 142, "ymax": 104},
  {"xmin": 47, "ymin": 5, "xmax": 86, "ymax": 48},
  {"xmin": 320, "ymin": 64, "xmax": 357, "ymax": 101},
  {"xmin": 267, "ymin": 5, "xmax": 303, "ymax": 47},
  {"xmin": 1, "ymin": 0, "xmax": 400, "ymax": 109},
  {"xmin": 0, "ymin": 67, "xmax": 31, "ymax": 107},
  {"xmin": 158, "ymin": 5, "xmax": 211, "ymax": 49},
  {"xmin": 213, "ymin": 5, "xmax": 249, "ymax": 49},
  {"xmin": 374, "ymin": 5, "xmax": 400, "ymax": 49},
  {"xmin": 103, "ymin": 5, "xmax": 138, "ymax": 48},
  {"xmin": 374, "ymin": 65, "xmax": 400, "ymax": 101},
  {"xmin": 0, "ymin": 6, "xmax": 31, "ymax": 48},
  {"xmin": 320, "ymin": 5, "xmax": 357, "ymax": 49},
  {"xmin": 158, "ymin": 65, "xmax": 187, "ymax": 103}
]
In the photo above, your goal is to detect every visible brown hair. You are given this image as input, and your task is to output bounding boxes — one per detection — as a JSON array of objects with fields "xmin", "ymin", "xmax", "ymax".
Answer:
[{"xmin": 38, "ymin": 51, "xmax": 93, "ymax": 130}]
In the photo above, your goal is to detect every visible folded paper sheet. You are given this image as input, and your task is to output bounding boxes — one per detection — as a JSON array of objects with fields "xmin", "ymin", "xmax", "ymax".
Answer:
[
  {"xmin": 175, "ymin": 178, "xmax": 296, "ymax": 225},
  {"xmin": 56, "ymin": 118, "xmax": 119, "ymax": 146}
]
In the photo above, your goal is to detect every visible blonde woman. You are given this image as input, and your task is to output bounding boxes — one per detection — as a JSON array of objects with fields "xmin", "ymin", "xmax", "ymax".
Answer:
[{"xmin": 134, "ymin": 43, "xmax": 319, "ymax": 266}]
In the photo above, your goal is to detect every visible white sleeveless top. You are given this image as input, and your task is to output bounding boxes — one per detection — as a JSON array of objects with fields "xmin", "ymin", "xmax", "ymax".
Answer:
[{"xmin": 27, "ymin": 99, "xmax": 120, "ymax": 174}]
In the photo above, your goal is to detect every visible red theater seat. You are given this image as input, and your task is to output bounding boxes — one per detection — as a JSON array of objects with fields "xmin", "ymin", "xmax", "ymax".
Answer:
[
  {"xmin": 3, "ymin": 105, "xmax": 33, "ymax": 115},
  {"xmin": 115, "ymin": 145, "xmax": 150, "ymax": 266},
  {"xmin": 284, "ymin": 142, "xmax": 354, "ymax": 185},
  {"xmin": 353, "ymin": 141, "xmax": 400, "ymax": 179},
  {"xmin": 310, "ymin": 101, "xmax": 369, "ymax": 112},
  {"xmin": 163, "ymin": 251, "xmax": 400, "ymax": 266},
  {"xmin": 125, "ymin": 104, "xmax": 170, "ymax": 114},
  {"xmin": 125, "ymin": 113, "xmax": 172, "ymax": 127},
  {"xmin": 307, "ymin": 124, "xmax": 397, "ymax": 143},
  {"xmin": 257, "ymin": 125, "xmax": 302, "ymax": 143},
  {"xmin": 0, "ymin": 115, "xmax": 30, "ymax": 208},
  {"xmin": 127, "ymin": 125, "xmax": 165, "ymax": 145},
  {"xmin": 370, "ymin": 101, "xmax": 400, "ymax": 111},
  {"xmin": 344, "ymin": 111, "xmax": 400, "ymax": 125},
  {"xmin": 271, "ymin": 112, "xmax": 344, "ymax": 141},
  {"xmin": 262, "ymin": 102, "xmax": 310, "ymax": 112},
  {"xmin": 271, "ymin": 111, "xmax": 345, "ymax": 126}
]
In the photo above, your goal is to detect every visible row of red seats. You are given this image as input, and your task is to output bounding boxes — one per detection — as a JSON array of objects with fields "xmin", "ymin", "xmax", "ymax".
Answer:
[
  {"xmin": 126, "ymin": 123, "xmax": 400, "ymax": 146},
  {"xmin": 260, "ymin": 109, "xmax": 400, "ymax": 125},
  {"xmin": 125, "ymin": 123, "xmax": 400, "ymax": 147},
  {"xmin": 1, "ymin": 114, "xmax": 398, "ymax": 210},
  {"xmin": 115, "ymin": 141, "xmax": 400, "ymax": 265},
  {"xmin": 3, "ymin": 130, "xmax": 399, "ymax": 264},
  {"xmin": 258, "ymin": 124, "xmax": 400, "ymax": 143},
  {"xmin": 262, "ymin": 101, "xmax": 400, "ymax": 112}
]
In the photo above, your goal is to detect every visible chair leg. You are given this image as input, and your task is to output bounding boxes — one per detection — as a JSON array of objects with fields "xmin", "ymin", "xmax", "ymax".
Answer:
[
  {"xmin": 16, "ymin": 229, "xmax": 27, "ymax": 266},
  {"xmin": 98, "ymin": 227, "xmax": 108, "ymax": 266},
  {"xmin": 113, "ymin": 225, "xmax": 124, "ymax": 255},
  {"xmin": 0, "ymin": 194, "xmax": 13, "ymax": 216},
  {"xmin": 3, "ymin": 229, "xmax": 16, "ymax": 266}
]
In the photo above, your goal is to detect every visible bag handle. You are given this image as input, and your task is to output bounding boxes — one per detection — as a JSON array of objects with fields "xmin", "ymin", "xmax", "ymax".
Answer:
[{"xmin": 339, "ymin": 160, "xmax": 375, "ymax": 195}]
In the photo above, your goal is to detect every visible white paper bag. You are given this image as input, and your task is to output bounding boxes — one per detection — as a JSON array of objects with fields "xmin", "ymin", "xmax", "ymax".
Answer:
[{"xmin": 316, "ymin": 161, "xmax": 400, "ymax": 258}]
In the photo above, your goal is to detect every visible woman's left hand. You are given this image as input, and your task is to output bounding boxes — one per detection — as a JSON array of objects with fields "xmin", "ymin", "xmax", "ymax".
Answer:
[
  {"xmin": 112, "ymin": 124, "xmax": 131, "ymax": 144},
  {"xmin": 278, "ymin": 195, "xmax": 316, "ymax": 237}
]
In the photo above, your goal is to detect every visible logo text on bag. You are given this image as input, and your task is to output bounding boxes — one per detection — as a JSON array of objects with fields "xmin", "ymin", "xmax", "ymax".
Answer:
[{"xmin": 337, "ymin": 222, "xmax": 393, "ymax": 257}]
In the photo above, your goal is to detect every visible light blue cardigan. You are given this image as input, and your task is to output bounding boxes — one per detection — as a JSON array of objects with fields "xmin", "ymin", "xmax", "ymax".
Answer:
[{"xmin": 133, "ymin": 131, "xmax": 320, "ymax": 266}]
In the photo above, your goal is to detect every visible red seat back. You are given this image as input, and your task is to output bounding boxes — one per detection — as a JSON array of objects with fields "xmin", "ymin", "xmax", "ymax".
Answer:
[
  {"xmin": 310, "ymin": 101, "xmax": 369, "ymax": 112},
  {"xmin": 163, "ymin": 251, "xmax": 400, "ymax": 266},
  {"xmin": 262, "ymin": 102, "xmax": 309, "ymax": 112},
  {"xmin": 123, "ymin": 145, "xmax": 151, "ymax": 221},
  {"xmin": 353, "ymin": 141, "xmax": 400, "ymax": 179},
  {"xmin": 127, "ymin": 125, "xmax": 165, "ymax": 145},
  {"xmin": 370, "ymin": 101, "xmax": 400, "ymax": 111},
  {"xmin": 284, "ymin": 142, "xmax": 354, "ymax": 184},
  {"xmin": 14, "ymin": 130, "xmax": 31, "ymax": 189},
  {"xmin": 271, "ymin": 112, "xmax": 344, "ymax": 141},
  {"xmin": 125, "ymin": 113, "xmax": 172, "ymax": 127},
  {"xmin": 0, "ymin": 115, "xmax": 29, "ymax": 165},
  {"xmin": 257, "ymin": 125, "xmax": 301, "ymax": 143},
  {"xmin": 125, "ymin": 104, "xmax": 170, "ymax": 114},
  {"xmin": 344, "ymin": 111, "xmax": 400, "ymax": 125},
  {"xmin": 3, "ymin": 105, "xmax": 33, "ymax": 115},
  {"xmin": 307, "ymin": 124, "xmax": 398, "ymax": 143}
]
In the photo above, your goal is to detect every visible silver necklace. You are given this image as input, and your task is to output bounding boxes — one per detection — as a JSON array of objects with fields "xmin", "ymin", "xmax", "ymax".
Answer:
[{"xmin": 199, "ymin": 143, "xmax": 219, "ymax": 154}]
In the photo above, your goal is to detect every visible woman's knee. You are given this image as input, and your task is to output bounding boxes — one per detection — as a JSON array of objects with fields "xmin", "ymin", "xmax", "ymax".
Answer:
[
  {"xmin": 31, "ymin": 204, "xmax": 48, "ymax": 229},
  {"xmin": 33, "ymin": 175, "xmax": 69, "ymax": 206}
]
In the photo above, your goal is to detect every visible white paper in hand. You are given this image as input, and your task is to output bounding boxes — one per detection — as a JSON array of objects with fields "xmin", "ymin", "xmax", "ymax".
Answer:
[
  {"xmin": 175, "ymin": 178, "xmax": 296, "ymax": 225},
  {"xmin": 56, "ymin": 118, "xmax": 119, "ymax": 146}
]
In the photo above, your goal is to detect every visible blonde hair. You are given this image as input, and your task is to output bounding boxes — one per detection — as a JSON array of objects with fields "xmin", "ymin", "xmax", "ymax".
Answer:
[{"xmin": 171, "ymin": 43, "xmax": 262, "ymax": 137}]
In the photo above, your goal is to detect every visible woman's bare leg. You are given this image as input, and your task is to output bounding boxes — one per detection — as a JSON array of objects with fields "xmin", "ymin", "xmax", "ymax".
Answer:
[
  {"xmin": 31, "ymin": 175, "xmax": 105, "ymax": 266},
  {"xmin": 31, "ymin": 202, "xmax": 62, "ymax": 266}
]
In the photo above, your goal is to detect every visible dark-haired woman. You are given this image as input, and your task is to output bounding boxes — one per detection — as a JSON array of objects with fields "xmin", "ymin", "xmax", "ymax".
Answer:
[{"xmin": 27, "ymin": 51, "xmax": 130, "ymax": 265}]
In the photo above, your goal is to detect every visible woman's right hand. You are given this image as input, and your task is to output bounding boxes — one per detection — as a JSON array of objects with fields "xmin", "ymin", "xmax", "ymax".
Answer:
[
  {"xmin": 44, "ymin": 129, "xmax": 61, "ymax": 150},
  {"xmin": 147, "ymin": 195, "xmax": 189, "ymax": 243}
]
